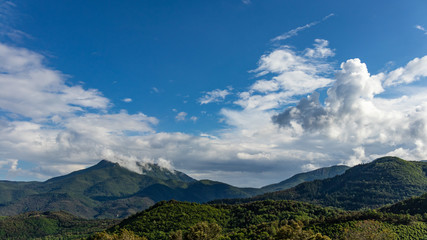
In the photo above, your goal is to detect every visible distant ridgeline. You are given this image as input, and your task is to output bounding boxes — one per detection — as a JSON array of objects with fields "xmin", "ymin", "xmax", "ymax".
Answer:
[
  {"xmin": 215, "ymin": 157, "xmax": 427, "ymax": 210},
  {"xmin": 0, "ymin": 159, "xmax": 349, "ymax": 219},
  {"xmin": 0, "ymin": 156, "xmax": 425, "ymax": 219}
]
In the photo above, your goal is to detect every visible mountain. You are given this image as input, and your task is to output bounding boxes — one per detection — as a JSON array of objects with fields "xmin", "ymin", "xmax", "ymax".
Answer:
[
  {"xmin": 260, "ymin": 165, "xmax": 349, "ymax": 193},
  {"xmin": 380, "ymin": 192, "xmax": 427, "ymax": 215},
  {"xmin": 0, "ymin": 160, "xmax": 261, "ymax": 219},
  {"xmin": 247, "ymin": 157, "xmax": 427, "ymax": 210}
]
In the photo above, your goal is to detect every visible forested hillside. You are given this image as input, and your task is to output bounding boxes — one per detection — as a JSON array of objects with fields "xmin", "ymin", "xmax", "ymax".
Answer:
[
  {"xmin": 224, "ymin": 157, "xmax": 427, "ymax": 210},
  {"xmin": 89, "ymin": 199, "xmax": 427, "ymax": 240}
]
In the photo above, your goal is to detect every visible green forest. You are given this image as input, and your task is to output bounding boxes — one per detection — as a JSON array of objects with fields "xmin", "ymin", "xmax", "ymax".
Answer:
[
  {"xmin": 0, "ymin": 157, "xmax": 426, "ymax": 239},
  {"xmin": 88, "ymin": 199, "xmax": 427, "ymax": 240}
]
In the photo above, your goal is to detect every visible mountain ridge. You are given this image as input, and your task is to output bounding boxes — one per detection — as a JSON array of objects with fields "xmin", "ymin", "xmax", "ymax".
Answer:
[
  {"xmin": 245, "ymin": 156, "xmax": 427, "ymax": 210},
  {"xmin": 0, "ymin": 159, "xmax": 349, "ymax": 218}
]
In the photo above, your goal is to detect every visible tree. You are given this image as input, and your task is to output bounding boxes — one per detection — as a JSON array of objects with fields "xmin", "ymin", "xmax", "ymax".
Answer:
[
  {"xmin": 341, "ymin": 220, "xmax": 397, "ymax": 240},
  {"xmin": 186, "ymin": 222, "xmax": 222, "ymax": 240}
]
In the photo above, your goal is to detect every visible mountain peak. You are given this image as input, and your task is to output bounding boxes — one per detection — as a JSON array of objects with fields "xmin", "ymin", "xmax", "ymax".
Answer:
[{"xmin": 95, "ymin": 159, "xmax": 119, "ymax": 167}]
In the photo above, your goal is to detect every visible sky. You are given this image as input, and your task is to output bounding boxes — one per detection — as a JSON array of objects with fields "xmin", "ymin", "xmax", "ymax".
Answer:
[{"xmin": 0, "ymin": 0, "xmax": 426, "ymax": 187}]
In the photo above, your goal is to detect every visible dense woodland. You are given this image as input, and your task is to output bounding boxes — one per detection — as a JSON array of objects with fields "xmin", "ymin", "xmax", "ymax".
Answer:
[
  {"xmin": 0, "ymin": 156, "xmax": 426, "ymax": 239},
  {"xmin": 89, "ymin": 199, "xmax": 427, "ymax": 240}
]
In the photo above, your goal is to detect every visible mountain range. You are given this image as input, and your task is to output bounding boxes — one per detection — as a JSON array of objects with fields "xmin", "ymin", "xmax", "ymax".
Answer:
[
  {"xmin": 229, "ymin": 156, "xmax": 427, "ymax": 210},
  {"xmin": 0, "ymin": 156, "xmax": 425, "ymax": 219},
  {"xmin": 0, "ymin": 159, "xmax": 348, "ymax": 219}
]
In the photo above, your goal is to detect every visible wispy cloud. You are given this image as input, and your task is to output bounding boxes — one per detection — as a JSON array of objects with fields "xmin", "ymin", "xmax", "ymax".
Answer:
[
  {"xmin": 415, "ymin": 25, "xmax": 427, "ymax": 35},
  {"xmin": 199, "ymin": 87, "xmax": 232, "ymax": 104},
  {"xmin": 151, "ymin": 87, "xmax": 159, "ymax": 93},
  {"xmin": 271, "ymin": 13, "xmax": 334, "ymax": 42},
  {"xmin": 175, "ymin": 112, "xmax": 187, "ymax": 121},
  {"xmin": 122, "ymin": 98, "xmax": 132, "ymax": 103},
  {"xmin": 0, "ymin": 1, "xmax": 32, "ymax": 42},
  {"xmin": 242, "ymin": 0, "xmax": 251, "ymax": 5}
]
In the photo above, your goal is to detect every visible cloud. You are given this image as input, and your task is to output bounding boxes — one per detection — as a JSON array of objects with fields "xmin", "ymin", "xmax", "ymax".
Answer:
[
  {"xmin": 415, "ymin": 25, "xmax": 427, "ymax": 35},
  {"xmin": 151, "ymin": 87, "xmax": 159, "ymax": 93},
  {"xmin": 271, "ymin": 13, "xmax": 334, "ymax": 42},
  {"xmin": 304, "ymin": 39, "xmax": 335, "ymax": 58},
  {"xmin": 175, "ymin": 112, "xmax": 187, "ymax": 121},
  {"xmin": 383, "ymin": 56, "xmax": 427, "ymax": 86},
  {"xmin": 271, "ymin": 56, "xmax": 427, "ymax": 165},
  {"xmin": 242, "ymin": 0, "xmax": 251, "ymax": 4},
  {"xmin": 0, "ymin": 43, "xmax": 160, "ymax": 180},
  {"xmin": 235, "ymin": 39, "xmax": 334, "ymax": 111},
  {"xmin": 199, "ymin": 87, "xmax": 232, "ymax": 104},
  {"xmin": 2, "ymin": 38, "xmax": 427, "ymax": 188},
  {"xmin": 0, "ymin": 1, "xmax": 32, "ymax": 42},
  {"xmin": 122, "ymin": 98, "xmax": 132, "ymax": 103},
  {"xmin": 190, "ymin": 116, "xmax": 198, "ymax": 122},
  {"xmin": 0, "ymin": 43, "xmax": 109, "ymax": 120}
]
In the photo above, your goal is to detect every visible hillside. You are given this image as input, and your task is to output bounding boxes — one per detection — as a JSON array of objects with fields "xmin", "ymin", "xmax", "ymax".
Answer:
[
  {"xmin": 261, "ymin": 165, "xmax": 349, "ymax": 193},
  {"xmin": 380, "ymin": 192, "xmax": 427, "ymax": 215},
  {"xmin": 91, "ymin": 199, "xmax": 427, "ymax": 240},
  {"xmin": 248, "ymin": 157, "xmax": 427, "ymax": 210},
  {"xmin": 0, "ymin": 159, "xmax": 354, "ymax": 219},
  {"xmin": 1, "ymin": 196, "xmax": 426, "ymax": 239},
  {"xmin": 0, "ymin": 160, "xmax": 262, "ymax": 219},
  {"xmin": 0, "ymin": 211, "xmax": 118, "ymax": 239}
]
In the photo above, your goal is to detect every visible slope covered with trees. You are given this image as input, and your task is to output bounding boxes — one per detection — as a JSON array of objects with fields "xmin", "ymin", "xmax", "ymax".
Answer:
[
  {"xmin": 0, "ymin": 211, "xmax": 118, "ymax": 239},
  {"xmin": 0, "ymin": 160, "xmax": 263, "ymax": 219},
  {"xmin": 244, "ymin": 157, "xmax": 427, "ymax": 210},
  {"xmin": 90, "ymin": 199, "xmax": 427, "ymax": 240},
  {"xmin": 0, "ymin": 159, "xmax": 352, "ymax": 219},
  {"xmin": 261, "ymin": 165, "xmax": 349, "ymax": 193}
]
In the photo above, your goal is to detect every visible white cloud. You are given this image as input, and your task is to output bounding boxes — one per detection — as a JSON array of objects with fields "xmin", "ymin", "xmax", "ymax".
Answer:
[
  {"xmin": 0, "ymin": 159, "xmax": 18, "ymax": 172},
  {"xmin": 0, "ymin": 43, "xmax": 109, "ymax": 120},
  {"xmin": 2, "ymin": 39, "xmax": 427, "ymax": 188},
  {"xmin": 0, "ymin": 43, "xmax": 160, "ymax": 180},
  {"xmin": 242, "ymin": 0, "xmax": 251, "ymax": 5},
  {"xmin": 304, "ymin": 39, "xmax": 335, "ymax": 58},
  {"xmin": 190, "ymin": 116, "xmax": 198, "ymax": 122},
  {"xmin": 415, "ymin": 25, "xmax": 427, "ymax": 35},
  {"xmin": 235, "ymin": 40, "xmax": 334, "ymax": 111},
  {"xmin": 272, "ymin": 55, "xmax": 427, "ymax": 162},
  {"xmin": 151, "ymin": 87, "xmax": 159, "ymax": 93},
  {"xmin": 199, "ymin": 87, "xmax": 232, "ymax": 104},
  {"xmin": 271, "ymin": 13, "xmax": 334, "ymax": 42},
  {"xmin": 383, "ymin": 56, "xmax": 427, "ymax": 86},
  {"xmin": 175, "ymin": 112, "xmax": 187, "ymax": 121},
  {"xmin": 122, "ymin": 98, "xmax": 132, "ymax": 102}
]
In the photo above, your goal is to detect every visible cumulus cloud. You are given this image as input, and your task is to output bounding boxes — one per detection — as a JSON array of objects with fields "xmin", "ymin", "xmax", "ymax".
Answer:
[
  {"xmin": 304, "ymin": 39, "xmax": 335, "ymax": 58},
  {"xmin": 235, "ymin": 39, "xmax": 334, "ymax": 110},
  {"xmin": 0, "ymin": 43, "xmax": 161, "ymax": 179},
  {"xmin": 2, "ymin": 38, "xmax": 427, "ymax": 188},
  {"xmin": 0, "ymin": 43, "xmax": 109, "ymax": 120},
  {"xmin": 383, "ymin": 56, "xmax": 427, "ymax": 86},
  {"xmin": 199, "ymin": 87, "xmax": 232, "ymax": 104},
  {"xmin": 271, "ymin": 56, "xmax": 427, "ymax": 164},
  {"xmin": 122, "ymin": 98, "xmax": 132, "ymax": 102}
]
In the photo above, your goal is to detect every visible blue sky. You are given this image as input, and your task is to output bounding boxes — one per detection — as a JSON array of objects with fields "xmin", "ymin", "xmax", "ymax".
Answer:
[{"xmin": 0, "ymin": 0, "xmax": 426, "ymax": 187}]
